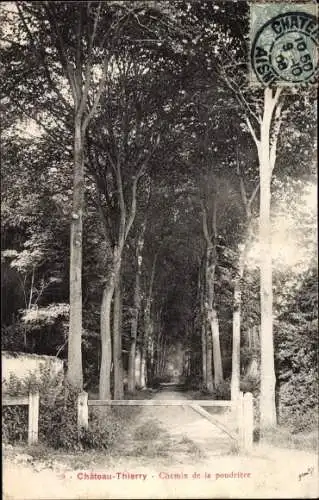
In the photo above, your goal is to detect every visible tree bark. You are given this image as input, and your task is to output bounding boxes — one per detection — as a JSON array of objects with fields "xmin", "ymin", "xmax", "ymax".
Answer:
[
  {"xmin": 205, "ymin": 325, "xmax": 214, "ymax": 392},
  {"xmin": 128, "ymin": 315, "xmax": 138, "ymax": 393},
  {"xmin": 99, "ymin": 280, "xmax": 114, "ymax": 400},
  {"xmin": 231, "ymin": 279, "xmax": 241, "ymax": 401},
  {"xmin": 128, "ymin": 227, "xmax": 144, "ymax": 393},
  {"xmin": 134, "ymin": 348, "xmax": 141, "ymax": 385},
  {"xmin": 201, "ymin": 319, "xmax": 207, "ymax": 388},
  {"xmin": 258, "ymin": 87, "xmax": 280, "ymax": 430},
  {"xmin": 231, "ymin": 251, "xmax": 245, "ymax": 401},
  {"xmin": 206, "ymin": 246, "xmax": 223, "ymax": 389},
  {"xmin": 67, "ymin": 119, "xmax": 84, "ymax": 389},
  {"xmin": 113, "ymin": 276, "xmax": 123, "ymax": 399},
  {"xmin": 259, "ymin": 155, "xmax": 276, "ymax": 429},
  {"xmin": 211, "ymin": 307, "xmax": 223, "ymax": 386},
  {"xmin": 199, "ymin": 257, "xmax": 207, "ymax": 388},
  {"xmin": 143, "ymin": 252, "xmax": 157, "ymax": 385},
  {"xmin": 139, "ymin": 348, "xmax": 147, "ymax": 388}
]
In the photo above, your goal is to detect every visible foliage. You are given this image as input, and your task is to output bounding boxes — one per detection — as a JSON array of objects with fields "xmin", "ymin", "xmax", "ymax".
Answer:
[
  {"xmin": 2, "ymin": 405, "xmax": 28, "ymax": 444},
  {"xmin": 213, "ymin": 379, "xmax": 231, "ymax": 400},
  {"xmin": 21, "ymin": 303, "xmax": 69, "ymax": 324},
  {"xmin": 2, "ymin": 368, "xmax": 120, "ymax": 450},
  {"xmin": 275, "ymin": 267, "xmax": 318, "ymax": 433}
]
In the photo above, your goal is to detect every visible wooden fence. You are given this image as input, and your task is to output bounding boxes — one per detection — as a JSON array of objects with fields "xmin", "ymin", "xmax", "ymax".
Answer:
[
  {"xmin": 77, "ymin": 391, "xmax": 254, "ymax": 453},
  {"xmin": 2, "ymin": 392, "xmax": 39, "ymax": 445}
]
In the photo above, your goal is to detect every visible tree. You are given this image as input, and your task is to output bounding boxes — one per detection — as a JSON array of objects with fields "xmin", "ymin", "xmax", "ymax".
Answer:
[
  {"xmin": 230, "ymin": 146, "xmax": 259, "ymax": 401},
  {"xmin": 127, "ymin": 210, "xmax": 147, "ymax": 393},
  {"xmin": 1, "ymin": 129, "xmax": 72, "ymax": 355},
  {"xmin": 86, "ymin": 47, "xmax": 166, "ymax": 399},
  {"xmin": 3, "ymin": 1, "xmax": 124, "ymax": 389}
]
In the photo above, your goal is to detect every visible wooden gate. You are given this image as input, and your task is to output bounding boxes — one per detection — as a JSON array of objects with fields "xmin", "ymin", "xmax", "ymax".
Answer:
[
  {"xmin": 2, "ymin": 392, "xmax": 39, "ymax": 445},
  {"xmin": 77, "ymin": 391, "xmax": 253, "ymax": 452}
]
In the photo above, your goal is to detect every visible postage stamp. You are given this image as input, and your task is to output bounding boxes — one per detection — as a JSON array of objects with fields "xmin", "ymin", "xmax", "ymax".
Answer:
[{"xmin": 250, "ymin": 2, "xmax": 318, "ymax": 86}]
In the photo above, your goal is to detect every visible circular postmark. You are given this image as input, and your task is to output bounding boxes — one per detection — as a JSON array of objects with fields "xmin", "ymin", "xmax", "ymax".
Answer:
[{"xmin": 251, "ymin": 11, "xmax": 318, "ymax": 86}]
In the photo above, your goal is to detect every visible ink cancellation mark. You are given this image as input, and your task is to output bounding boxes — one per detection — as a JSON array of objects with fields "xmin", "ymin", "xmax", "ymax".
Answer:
[{"xmin": 251, "ymin": 10, "xmax": 318, "ymax": 86}]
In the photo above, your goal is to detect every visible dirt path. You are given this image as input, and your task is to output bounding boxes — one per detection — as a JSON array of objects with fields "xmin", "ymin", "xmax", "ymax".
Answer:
[
  {"xmin": 135, "ymin": 388, "xmax": 234, "ymax": 456},
  {"xmin": 3, "ymin": 388, "xmax": 319, "ymax": 499}
]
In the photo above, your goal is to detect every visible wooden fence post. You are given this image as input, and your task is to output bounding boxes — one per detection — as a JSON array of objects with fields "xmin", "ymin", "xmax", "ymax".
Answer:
[
  {"xmin": 28, "ymin": 391, "xmax": 39, "ymax": 445},
  {"xmin": 77, "ymin": 391, "xmax": 88, "ymax": 431},
  {"xmin": 242, "ymin": 392, "xmax": 253, "ymax": 452}
]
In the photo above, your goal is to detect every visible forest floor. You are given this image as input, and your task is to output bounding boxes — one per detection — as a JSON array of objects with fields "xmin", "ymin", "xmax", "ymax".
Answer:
[{"xmin": 3, "ymin": 388, "xmax": 318, "ymax": 499}]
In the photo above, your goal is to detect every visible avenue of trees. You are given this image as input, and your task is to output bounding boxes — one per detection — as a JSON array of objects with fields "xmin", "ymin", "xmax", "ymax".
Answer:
[{"xmin": 1, "ymin": 1, "xmax": 317, "ymax": 435}]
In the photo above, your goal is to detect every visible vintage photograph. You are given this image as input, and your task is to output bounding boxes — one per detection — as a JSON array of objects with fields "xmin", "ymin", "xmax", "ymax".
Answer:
[{"xmin": 1, "ymin": 1, "xmax": 318, "ymax": 498}]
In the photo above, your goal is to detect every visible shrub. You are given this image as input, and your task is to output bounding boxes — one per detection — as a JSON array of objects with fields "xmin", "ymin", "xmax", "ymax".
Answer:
[
  {"xmin": 2, "ymin": 371, "xmax": 41, "ymax": 444},
  {"xmin": 79, "ymin": 415, "xmax": 120, "ymax": 450},
  {"xmin": 2, "ymin": 405, "xmax": 28, "ymax": 443},
  {"xmin": 213, "ymin": 379, "xmax": 231, "ymax": 400},
  {"xmin": 2, "ymin": 368, "xmax": 121, "ymax": 451}
]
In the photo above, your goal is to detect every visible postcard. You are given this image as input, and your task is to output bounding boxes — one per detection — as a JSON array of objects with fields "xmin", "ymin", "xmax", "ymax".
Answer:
[{"xmin": 2, "ymin": 1, "xmax": 318, "ymax": 498}]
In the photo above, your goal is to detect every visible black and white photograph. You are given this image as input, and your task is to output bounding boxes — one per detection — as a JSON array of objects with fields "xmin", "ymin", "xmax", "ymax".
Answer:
[{"xmin": 1, "ymin": 1, "xmax": 318, "ymax": 498}]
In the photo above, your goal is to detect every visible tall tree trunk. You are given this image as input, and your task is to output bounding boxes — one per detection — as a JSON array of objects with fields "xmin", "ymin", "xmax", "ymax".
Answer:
[
  {"xmin": 211, "ymin": 307, "xmax": 223, "ymax": 386},
  {"xmin": 128, "ymin": 314, "xmax": 138, "ymax": 393},
  {"xmin": 201, "ymin": 320, "xmax": 207, "ymax": 388},
  {"xmin": 206, "ymin": 246, "xmax": 223, "ymax": 389},
  {"xmin": 139, "ymin": 348, "xmax": 147, "ymax": 389},
  {"xmin": 128, "ymin": 226, "xmax": 144, "ymax": 393},
  {"xmin": 199, "ymin": 256, "xmax": 207, "ymax": 388},
  {"xmin": 205, "ymin": 325, "xmax": 214, "ymax": 392},
  {"xmin": 67, "ymin": 120, "xmax": 84, "ymax": 389},
  {"xmin": 245, "ymin": 325, "xmax": 259, "ymax": 378},
  {"xmin": 258, "ymin": 88, "xmax": 278, "ymax": 430},
  {"xmin": 99, "ymin": 281, "xmax": 114, "ymax": 400},
  {"xmin": 143, "ymin": 252, "xmax": 157, "ymax": 386},
  {"xmin": 231, "ymin": 251, "xmax": 245, "ymax": 401},
  {"xmin": 113, "ymin": 277, "xmax": 123, "ymax": 399},
  {"xmin": 134, "ymin": 348, "xmax": 141, "ymax": 385},
  {"xmin": 259, "ymin": 155, "xmax": 276, "ymax": 429}
]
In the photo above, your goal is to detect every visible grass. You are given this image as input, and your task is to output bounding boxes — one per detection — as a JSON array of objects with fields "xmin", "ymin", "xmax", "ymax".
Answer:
[
  {"xmin": 128, "ymin": 418, "xmax": 172, "ymax": 458},
  {"xmin": 259, "ymin": 426, "xmax": 318, "ymax": 452},
  {"xmin": 128, "ymin": 441, "xmax": 170, "ymax": 458},
  {"xmin": 177, "ymin": 434, "xmax": 205, "ymax": 457},
  {"xmin": 133, "ymin": 418, "xmax": 164, "ymax": 441}
]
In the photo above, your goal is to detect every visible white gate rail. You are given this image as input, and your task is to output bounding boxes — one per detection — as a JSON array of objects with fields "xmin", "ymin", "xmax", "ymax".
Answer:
[{"xmin": 78, "ymin": 391, "xmax": 254, "ymax": 452}]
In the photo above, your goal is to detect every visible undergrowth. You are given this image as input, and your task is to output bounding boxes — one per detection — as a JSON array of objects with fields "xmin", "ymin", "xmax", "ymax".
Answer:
[{"xmin": 2, "ymin": 369, "xmax": 121, "ymax": 451}]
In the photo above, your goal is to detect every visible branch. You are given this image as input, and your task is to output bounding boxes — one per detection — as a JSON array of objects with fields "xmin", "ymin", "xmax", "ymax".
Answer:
[
  {"xmin": 124, "ymin": 166, "xmax": 146, "ymax": 241},
  {"xmin": 115, "ymin": 158, "xmax": 126, "ymax": 246},
  {"xmin": 245, "ymin": 116, "xmax": 260, "ymax": 148},
  {"xmin": 87, "ymin": 190, "xmax": 109, "ymax": 240},
  {"xmin": 33, "ymin": 279, "xmax": 47, "ymax": 306},
  {"xmin": 200, "ymin": 200, "xmax": 211, "ymax": 247},
  {"xmin": 248, "ymin": 182, "xmax": 260, "ymax": 208},
  {"xmin": 56, "ymin": 339, "xmax": 68, "ymax": 358},
  {"xmin": 236, "ymin": 148, "xmax": 248, "ymax": 210},
  {"xmin": 273, "ymin": 86, "xmax": 283, "ymax": 107},
  {"xmin": 86, "ymin": 140, "xmax": 115, "ymax": 242},
  {"xmin": 10, "ymin": 97, "xmax": 62, "ymax": 141},
  {"xmin": 77, "ymin": 2, "xmax": 102, "ymax": 120},
  {"xmin": 75, "ymin": 6, "xmax": 83, "ymax": 98},
  {"xmin": 82, "ymin": 56, "xmax": 108, "ymax": 132},
  {"xmin": 270, "ymin": 96, "xmax": 285, "ymax": 172},
  {"xmin": 43, "ymin": 3, "xmax": 79, "ymax": 104},
  {"xmin": 219, "ymin": 65, "xmax": 261, "ymax": 126},
  {"xmin": 28, "ymin": 267, "xmax": 35, "ymax": 310}
]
